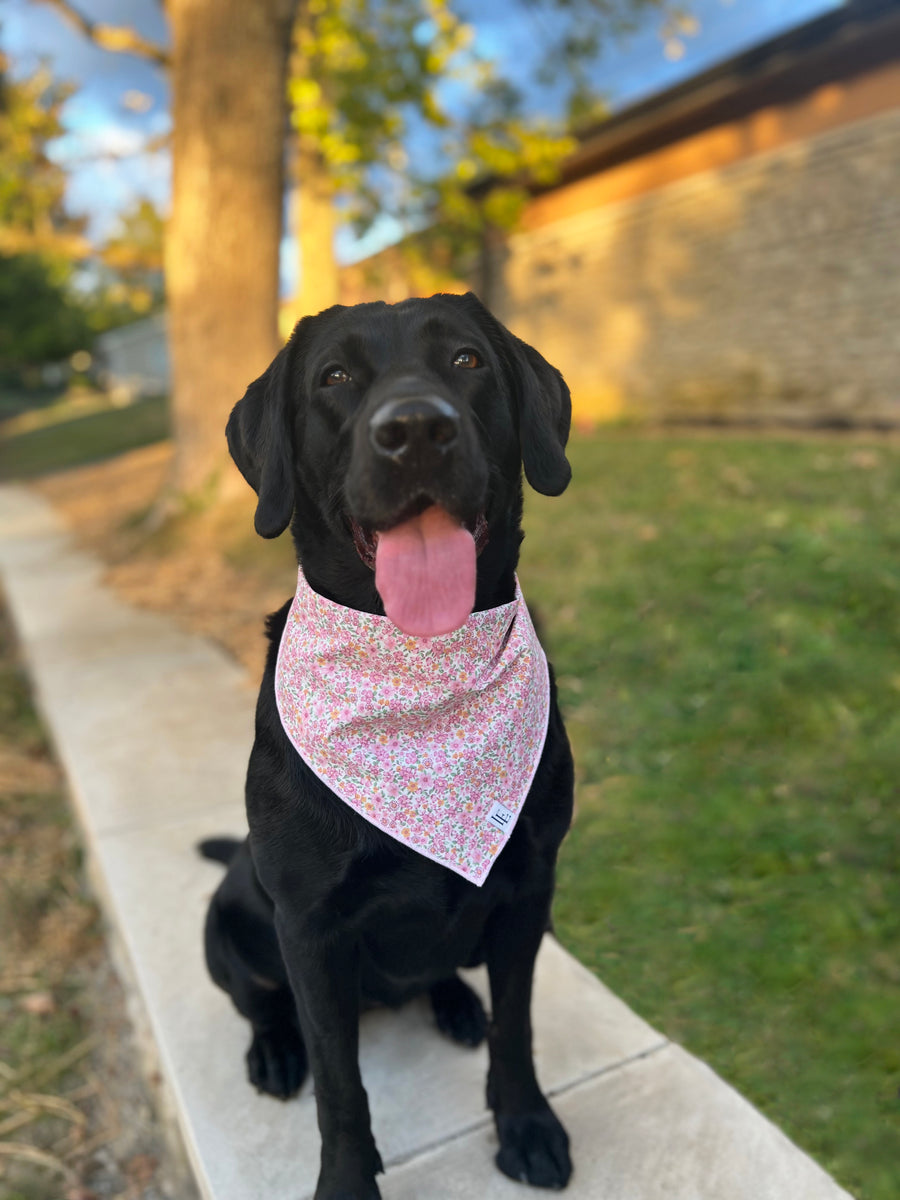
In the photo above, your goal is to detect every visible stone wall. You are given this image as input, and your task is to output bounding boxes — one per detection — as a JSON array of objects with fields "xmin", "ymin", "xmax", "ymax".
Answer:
[{"xmin": 494, "ymin": 106, "xmax": 900, "ymax": 426}]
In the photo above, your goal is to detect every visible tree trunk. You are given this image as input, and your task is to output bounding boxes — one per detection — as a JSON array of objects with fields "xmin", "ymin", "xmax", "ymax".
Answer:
[
  {"xmin": 290, "ymin": 135, "xmax": 340, "ymax": 323},
  {"xmin": 165, "ymin": 0, "xmax": 299, "ymax": 504}
]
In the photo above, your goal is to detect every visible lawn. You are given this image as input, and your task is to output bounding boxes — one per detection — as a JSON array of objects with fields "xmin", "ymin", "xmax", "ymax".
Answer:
[
  {"xmin": 0, "ymin": 393, "xmax": 169, "ymax": 481},
  {"xmin": 518, "ymin": 433, "xmax": 900, "ymax": 1200}
]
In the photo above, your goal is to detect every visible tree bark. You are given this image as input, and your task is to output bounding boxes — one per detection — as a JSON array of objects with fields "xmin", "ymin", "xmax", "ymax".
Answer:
[
  {"xmin": 290, "ymin": 134, "xmax": 340, "ymax": 323},
  {"xmin": 165, "ymin": 0, "xmax": 298, "ymax": 503}
]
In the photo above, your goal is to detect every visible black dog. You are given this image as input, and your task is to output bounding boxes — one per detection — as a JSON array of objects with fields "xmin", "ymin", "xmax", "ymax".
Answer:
[{"xmin": 202, "ymin": 292, "xmax": 575, "ymax": 1199}]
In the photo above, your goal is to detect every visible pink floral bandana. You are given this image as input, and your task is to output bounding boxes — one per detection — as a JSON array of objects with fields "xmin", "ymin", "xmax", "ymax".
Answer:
[{"xmin": 275, "ymin": 568, "xmax": 550, "ymax": 886}]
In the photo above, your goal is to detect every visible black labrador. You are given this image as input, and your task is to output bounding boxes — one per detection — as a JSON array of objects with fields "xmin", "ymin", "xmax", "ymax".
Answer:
[{"xmin": 202, "ymin": 292, "xmax": 575, "ymax": 1199}]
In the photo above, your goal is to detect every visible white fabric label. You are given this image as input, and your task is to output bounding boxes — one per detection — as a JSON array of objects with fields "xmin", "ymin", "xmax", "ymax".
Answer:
[{"xmin": 488, "ymin": 802, "xmax": 515, "ymax": 832}]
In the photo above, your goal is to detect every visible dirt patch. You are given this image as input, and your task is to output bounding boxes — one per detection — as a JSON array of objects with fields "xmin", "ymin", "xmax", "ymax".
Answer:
[
  {"xmin": 33, "ymin": 443, "xmax": 173, "ymax": 558},
  {"xmin": 34, "ymin": 443, "xmax": 296, "ymax": 680}
]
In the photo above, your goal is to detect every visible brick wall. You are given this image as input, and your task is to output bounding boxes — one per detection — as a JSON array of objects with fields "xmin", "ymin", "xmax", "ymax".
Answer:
[{"xmin": 494, "ymin": 106, "xmax": 900, "ymax": 426}]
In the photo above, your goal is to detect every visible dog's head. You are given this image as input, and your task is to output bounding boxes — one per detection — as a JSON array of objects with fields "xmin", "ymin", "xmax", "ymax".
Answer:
[{"xmin": 227, "ymin": 292, "xmax": 571, "ymax": 635}]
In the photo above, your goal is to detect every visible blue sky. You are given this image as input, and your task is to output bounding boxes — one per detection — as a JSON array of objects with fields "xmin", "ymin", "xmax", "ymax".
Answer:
[{"xmin": 1, "ymin": 0, "xmax": 844, "ymax": 268}]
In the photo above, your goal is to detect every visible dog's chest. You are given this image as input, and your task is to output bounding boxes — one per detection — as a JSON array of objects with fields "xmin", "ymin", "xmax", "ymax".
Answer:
[{"xmin": 355, "ymin": 885, "xmax": 490, "ymax": 1000}]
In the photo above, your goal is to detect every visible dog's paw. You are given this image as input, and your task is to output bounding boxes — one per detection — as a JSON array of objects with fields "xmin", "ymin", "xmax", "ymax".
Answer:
[
  {"xmin": 429, "ymin": 975, "xmax": 488, "ymax": 1048},
  {"xmin": 246, "ymin": 1024, "xmax": 307, "ymax": 1099},
  {"xmin": 495, "ymin": 1104, "xmax": 572, "ymax": 1190}
]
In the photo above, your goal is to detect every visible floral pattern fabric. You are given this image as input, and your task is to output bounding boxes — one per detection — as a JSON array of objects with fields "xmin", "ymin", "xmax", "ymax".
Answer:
[{"xmin": 275, "ymin": 567, "xmax": 550, "ymax": 886}]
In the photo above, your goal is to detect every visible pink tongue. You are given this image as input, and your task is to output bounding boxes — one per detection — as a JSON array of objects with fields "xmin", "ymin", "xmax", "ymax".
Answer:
[{"xmin": 375, "ymin": 505, "xmax": 476, "ymax": 637}]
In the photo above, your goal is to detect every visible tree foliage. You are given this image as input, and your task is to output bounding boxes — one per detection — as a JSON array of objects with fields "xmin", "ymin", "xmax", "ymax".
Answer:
[
  {"xmin": 99, "ymin": 196, "xmax": 165, "ymax": 315},
  {"xmin": 287, "ymin": 0, "xmax": 694, "ymax": 304},
  {"xmin": 0, "ymin": 251, "xmax": 89, "ymax": 369},
  {"xmin": 0, "ymin": 50, "xmax": 166, "ymax": 373},
  {"xmin": 0, "ymin": 49, "xmax": 86, "ymax": 258},
  {"xmin": 289, "ymin": 0, "xmax": 576, "ymax": 245},
  {"xmin": 0, "ymin": 50, "xmax": 93, "ymax": 371}
]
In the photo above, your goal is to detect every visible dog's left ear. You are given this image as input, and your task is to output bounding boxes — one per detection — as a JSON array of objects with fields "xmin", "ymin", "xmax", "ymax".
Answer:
[
  {"xmin": 226, "ymin": 337, "xmax": 296, "ymax": 538},
  {"xmin": 512, "ymin": 335, "xmax": 572, "ymax": 496},
  {"xmin": 459, "ymin": 293, "xmax": 571, "ymax": 496}
]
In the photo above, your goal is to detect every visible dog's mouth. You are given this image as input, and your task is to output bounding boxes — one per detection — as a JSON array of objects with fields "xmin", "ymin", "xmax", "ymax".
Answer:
[
  {"xmin": 348, "ymin": 503, "xmax": 489, "ymax": 638},
  {"xmin": 348, "ymin": 505, "xmax": 488, "ymax": 569}
]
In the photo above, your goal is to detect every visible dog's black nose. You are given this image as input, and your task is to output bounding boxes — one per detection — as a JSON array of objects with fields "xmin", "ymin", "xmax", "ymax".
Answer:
[{"xmin": 369, "ymin": 396, "xmax": 460, "ymax": 459}]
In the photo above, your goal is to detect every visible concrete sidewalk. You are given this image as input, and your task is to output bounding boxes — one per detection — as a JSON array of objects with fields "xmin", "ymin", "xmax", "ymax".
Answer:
[{"xmin": 0, "ymin": 483, "xmax": 852, "ymax": 1200}]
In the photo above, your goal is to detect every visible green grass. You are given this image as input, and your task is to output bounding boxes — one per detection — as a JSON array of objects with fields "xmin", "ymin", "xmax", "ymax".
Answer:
[
  {"xmin": 0, "ymin": 383, "xmax": 66, "ymax": 423},
  {"xmin": 519, "ymin": 433, "xmax": 900, "ymax": 1200},
  {"xmin": 0, "ymin": 394, "xmax": 169, "ymax": 480}
]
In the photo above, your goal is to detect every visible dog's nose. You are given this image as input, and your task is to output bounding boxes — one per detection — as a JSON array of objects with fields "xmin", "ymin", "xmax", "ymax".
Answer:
[{"xmin": 369, "ymin": 396, "xmax": 460, "ymax": 459}]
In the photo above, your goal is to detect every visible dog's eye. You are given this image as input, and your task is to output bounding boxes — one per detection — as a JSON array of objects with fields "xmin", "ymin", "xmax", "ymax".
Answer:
[
  {"xmin": 323, "ymin": 366, "xmax": 351, "ymax": 386},
  {"xmin": 452, "ymin": 349, "xmax": 480, "ymax": 370}
]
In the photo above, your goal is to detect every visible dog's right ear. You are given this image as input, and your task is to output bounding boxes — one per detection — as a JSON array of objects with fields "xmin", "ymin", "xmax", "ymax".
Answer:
[
  {"xmin": 226, "ymin": 338, "xmax": 296, "ymax": 539},
  {"xmin": 455, "ymin": 293, "xmax": 571, "ymax": 497}
]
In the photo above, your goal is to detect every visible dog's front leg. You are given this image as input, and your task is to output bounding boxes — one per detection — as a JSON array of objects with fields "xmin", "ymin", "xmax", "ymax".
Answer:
[
  {"xmin": 485, "ymin": 892, "xmax": 572, "ymax": 1189},
  {"xmin": 275, "ymin": 912, "xmax": 383, "ymax": 1200}
]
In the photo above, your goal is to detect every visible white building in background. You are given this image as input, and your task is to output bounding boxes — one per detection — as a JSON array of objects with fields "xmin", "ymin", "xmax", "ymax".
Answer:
[{"xmin": 94, "ymin": 313, "xmax": 169, "ymax": 402}]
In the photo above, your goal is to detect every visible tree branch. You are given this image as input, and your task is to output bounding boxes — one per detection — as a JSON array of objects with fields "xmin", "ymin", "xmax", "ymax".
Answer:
[{"xmin": 34, "ymin": 0, "xmax": 170, "ymax": 67}]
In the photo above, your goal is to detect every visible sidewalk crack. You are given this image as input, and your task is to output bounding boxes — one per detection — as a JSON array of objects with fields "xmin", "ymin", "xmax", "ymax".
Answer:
[{"xmin": 375, "ymin": 1038, "xmax": 671, "ymax": 1178}]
